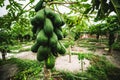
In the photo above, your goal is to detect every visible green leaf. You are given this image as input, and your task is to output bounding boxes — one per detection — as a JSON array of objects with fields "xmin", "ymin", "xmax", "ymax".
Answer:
[
  {"xmin": 6, "ymin": 5, "xmax": 11, "ymax": 10},
  {"xmin": 110, "ymin": 0, "xmax": 120, "ymax": 22},
  {"xmin": 84, "ymin": 7, "xmax": 92, "ymax": 14},
  {"xmin": 81, "ymin": 0, "xmax": 88, "ymax": 2},
  {"xmin": 0, "ymin": 0, "xmax": 4, "ymax": 7},
  {"xmin": 30, "ymin": 0, "xmax": 35, "ymax": 3}
]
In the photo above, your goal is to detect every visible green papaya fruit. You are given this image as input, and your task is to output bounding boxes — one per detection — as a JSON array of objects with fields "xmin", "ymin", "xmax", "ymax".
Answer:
[
  {"xmin": 55, "ymin": 41, "xmax": 61, "ymax": 53},
  {"xmin": 53, "ymin": 41, "xmax": 66, "ymax": 55},
  {"xmin": 31, "ymin": 42, "xmax": 40, "ymax": 53},
  {"xmin": 31, "ymin": 25, "xmax": 37, "ymax": 34},
  {"xmin": 37, "ymin": 29, "xmax": 48, "ymax": 46},
  {"xmin": 45, "ymin": 8, "xmax": 65, "ymax": 27},
  {"xmin": 45, "ymin": 53, "xmax": 55, "ymax": 69},
  {"xmin": 45, "ymin": 8, "xmax": 55, "ymax": 19},
  {"xmin": 35, "ymin": 9, "xmax": 45, "ymax": 25},
  {"xmin": 31, "ymin": 25, "xmax": 42, "ymax": 36},
  {"xmin": 30, "ymin": 17, "xmax": 39, "ymax": 27},
  {"xmin": 30, "ymin": 9, "xmax": 45, "ymax": 27},
  {"xmin": 49, "ymin": 32, "xmax": 58, "ymax": 48},
  {"xmin": 43, "ymin": 18, "xmax": 54, "ymax": 37},
  {"xmin": 53, "ymin": 13, "xmax": 65, "ymax": 27},
  {"xmin": 36, "ymin": 27, "xmax": 42, "ymax": 36},
  {"xmin": 37, "ymin": 46, "xmax": 50, "ymax": 61},
  {"xmin": 59, "ymin": 41, "xmax": 66, "ymax": 55},
  {"xmin": 54, "ymin": 28, "xmax": 63, "ymax": 40}
]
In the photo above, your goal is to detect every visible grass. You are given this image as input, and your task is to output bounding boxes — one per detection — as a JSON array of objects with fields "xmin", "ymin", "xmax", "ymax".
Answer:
[
  {"xmin": 52, "ymin": 53, "xmax": 120, "ymax": 80},
  {"xmin": 0, "ymin": 58, "xmax": 44, "ymax": 80},
  {"xmin": 0, "ymin": 53, "xmax": 120, "ymax": 80},
  {"xmin": 1, "ymin": 38, "xmax": 120, "ymax": 80},
  {"xmin": 56, "ymin": 38, "xmax": 120, "ymax": 80},
  {"xmin": 8, "ymin": 41, "xmax": 33, "ymax": 54},
  {"xmin": 76, "ymin": 38, "xmax": 109, "ymax": 52}
]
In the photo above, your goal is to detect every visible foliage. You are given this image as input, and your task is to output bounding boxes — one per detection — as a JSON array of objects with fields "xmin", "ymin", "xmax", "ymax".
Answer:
[
  {"xmin": 0, "ymin": 0, "xmax": 36, "ymax": 52},
  {"xmin": 0, "ymin": 0, "xmax": 4, "ymax": 7},
  {"xmin": 57, "ymin": 54, "xmax": 120, "ymax": 80},
  {"xmin": 10, "ymin": 17, "xmax": 33, "ymax": 41},
  {"xmin": 0, "ymin": 58, "xmax": 44, "ymax": 80},
  {"xmin": 89, "ymin": 23, "xmax": 107, "ymax": 35},
  {"xmin": 0, "ymin": 0, "xmax": 92, "ymax": 50},
  {"xmin": 112, "ymin": 42, "xmax": 120, "ymax": 51},
  {"xmin": 105, "ymin": 16, "xmax": 120, "ymax": 33},
  {"xmin": 88, "ymin": 15, "xmax": 120, "ymax": 52},
  {"xmin": 89, "ymin": 23, "xmax": 107, "ymax": 39},
  {"xmin": 90, "ymin": 0, "xmax": 120, "ymax": 21},
  {"xmin": 64, "ymin": 14, "xmax": 89, "ymax": 40}
]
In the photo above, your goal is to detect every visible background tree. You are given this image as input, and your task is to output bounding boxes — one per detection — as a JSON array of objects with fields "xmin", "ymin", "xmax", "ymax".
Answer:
[
  {"xmin": 105, "ymin": 16, "xmax": 120, "ymax": 53},
  {"xmin": 90, "ymin": 0, "xmax": 120, "ymax": 21},
  {"xmin": 0, "ymin": 0, "xmax": 36, "ymax": 59},
  {"xmin": 89, "ymin": 15, "xmax": 120, "ymax": 53},
  {"xmin": 89, "ymin": 23, "xmax": 107, "ymax": 40}
]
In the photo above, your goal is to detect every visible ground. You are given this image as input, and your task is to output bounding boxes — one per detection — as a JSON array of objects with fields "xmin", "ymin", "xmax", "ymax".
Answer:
[
  {"xmin": 0, "ymin": 43, "xmax": 120, "ymax": 69},
  {"xmin": 0, "ymin": 38, "xmax": 120, "ymax": 80}
]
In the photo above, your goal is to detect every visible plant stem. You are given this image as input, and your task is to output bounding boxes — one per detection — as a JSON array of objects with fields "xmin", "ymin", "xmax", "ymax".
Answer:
[
  {"xmin": 43, "ymin": 63, "xmax": 51, "ymax": 80},
  {"xmin": 69, "ymin": 45, "xmax": 71, "ymax": 63}
]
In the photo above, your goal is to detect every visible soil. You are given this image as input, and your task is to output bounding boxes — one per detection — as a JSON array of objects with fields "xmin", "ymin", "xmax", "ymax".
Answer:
[
  {"xmin": 55, "ymin": 55, "xmax": 90, "ymax": 73},
  {"xmin": 0, "ymin": 64, "xmax": 18, "ymax": 80}
]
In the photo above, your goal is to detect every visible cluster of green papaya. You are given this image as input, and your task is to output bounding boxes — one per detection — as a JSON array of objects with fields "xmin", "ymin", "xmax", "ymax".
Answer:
[{"xmin": 30, "ymin": 0, "xmax": 66, "ymax": 69}]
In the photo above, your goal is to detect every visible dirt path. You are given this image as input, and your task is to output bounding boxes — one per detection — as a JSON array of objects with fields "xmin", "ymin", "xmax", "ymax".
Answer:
[
  {"xmin": 55, "ymin": 55, "xmax": 90, "ymax": 73},
  {"xmin": 106, "ymin": 51, "xmax": 120, "ymax": 68},
  {"xmin": 0, "ymin": 45, "xmax": 120, "ymax": 73},
  {"xmin": 0, "ymin": 51, "xmax": 91, "ymax": 73},
  {"xmin": 70, "ymin": 45, "xmax": 120, "ymax": 68},
  {"xmin": 0, "ymin": 51, "xmax": 36, "ymax": 60},
  {"xmin": 0, "ymin": 64, "xmax": 18, "ymax": 80}
]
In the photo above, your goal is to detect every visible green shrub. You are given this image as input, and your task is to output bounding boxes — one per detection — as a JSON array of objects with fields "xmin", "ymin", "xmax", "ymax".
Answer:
[
  {"xmin": 112, "ymin": 42, "xmax": 120, "ymax": 51},
  {"xmin": 0, "ymin": 58, "xmax": 44, "ymax": 80}
]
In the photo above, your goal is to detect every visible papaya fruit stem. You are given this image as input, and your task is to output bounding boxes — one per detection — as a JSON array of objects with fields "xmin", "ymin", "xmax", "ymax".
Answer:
[{"xmin": 43, "ymin": 61, "xmax": 51, "ymax": 80}]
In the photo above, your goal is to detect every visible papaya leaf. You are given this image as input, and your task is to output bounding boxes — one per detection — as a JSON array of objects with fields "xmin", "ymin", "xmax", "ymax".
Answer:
[
  {"xmin": 30, "ymin": 0, "xmax": 35, "ymax": 3},
  {"xmin": 0, "ymin": 0, "xmax": 4, "ymax": 7},
  {"xmin": 110, "ymin": 0, "xmax": 120, "ymax": 22}
]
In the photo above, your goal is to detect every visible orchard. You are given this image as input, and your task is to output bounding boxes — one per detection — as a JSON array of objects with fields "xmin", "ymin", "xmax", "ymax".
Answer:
[{"xmin": 0, "ymin": 0, "xmax": 120, "ymax": 80}]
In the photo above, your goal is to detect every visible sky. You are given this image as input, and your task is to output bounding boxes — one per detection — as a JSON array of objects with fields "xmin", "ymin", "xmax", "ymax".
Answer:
[
  {"xmin": 0, "ymin": 0, "xmax": 36, "ymax": 16},
  {"xmin": 0, "ymin": 0, "xmax": 71, "ymax": 17},
  {"xmin": 0, "ymin": 0, "xmax": 9, "ymax": 16},
  {"xmin": 0, "ymin": 0, "xmax": 102, "ymax": 26},
  {"xmin": 0, "ymin": 0, "xmax": 115, "ymax": 25}
]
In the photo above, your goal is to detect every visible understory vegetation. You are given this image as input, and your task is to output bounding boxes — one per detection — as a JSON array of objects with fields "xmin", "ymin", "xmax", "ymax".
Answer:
[{"xmin": 0, "ymin": 52, "xmax": 120, "ymax": 80}]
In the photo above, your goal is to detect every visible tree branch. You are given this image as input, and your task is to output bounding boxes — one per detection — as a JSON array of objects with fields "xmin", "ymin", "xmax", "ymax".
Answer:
[
  {"xmin": 23, "ymin": 1, "xmax": 31, "ymax": 10},
  {"xmin": 48, "ymin": 1, "xmax": 78, "ymax": 5}
]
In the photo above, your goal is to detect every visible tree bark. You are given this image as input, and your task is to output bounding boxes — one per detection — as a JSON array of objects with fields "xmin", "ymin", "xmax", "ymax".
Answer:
[
  {"xmin": 2, "ymin": 52, "xmax": 6, "ymax": 60},
  {"xmin": 96, "ymin": 34, "xmax": 99, "ymax": 40},
  {"xmin": 43, "ymin": 63, "xmax": 51, "ymax": 80},
  {"xmin": 108, "ymin": 33, "xmax": 115, "ymax": 54},
  {"xmin": 69, "ymin": 45, "xmax": 71, "ymax": 63}
]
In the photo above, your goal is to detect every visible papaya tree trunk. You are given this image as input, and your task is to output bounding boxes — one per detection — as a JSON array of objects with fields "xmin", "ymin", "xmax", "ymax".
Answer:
[
  {"xmin": 114, "ymin": 32, "xmax": 118, "ymax": 42},
  {"xmin": 43, "ymin": 62, "xmax": 51, "ymax": 80},
  {"xmin": 2, "ymin": 52, "xmax": 6, "ymax": 60},
  {"xmin": 96, "ymin": 33, "xmax": 100, "ymax": 40},
  {"xmin": 69, "ymin": 45, "xmax": 71, "ymax": 63},
  {"xmin": 81, "ymin": 59, "xmax": 84, "ymax": 72},
  {"xmin": 1, "ymin": 49, "xmax": 7, "ymax": 60},
  {"xmin": 110, "ymin": 0, "xmax": 120, "ymax": 22},
  {"xmin": 108, "ymin": 33, "xmax": 115, "ymax": 54}
]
